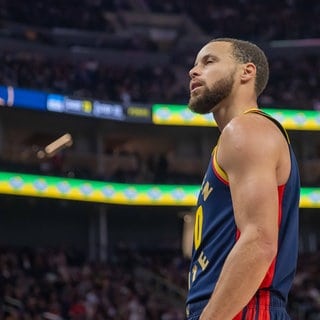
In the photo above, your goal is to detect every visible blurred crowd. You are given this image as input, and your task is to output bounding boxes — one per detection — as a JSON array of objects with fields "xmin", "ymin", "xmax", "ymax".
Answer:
[
  {"xmin": 289, "ymin": 251, "xmax": 320, "ymax": 319},
  {"xmin": 0, "ymin": 52, "xmax": 185, "ymax": 106},
  {"xmin": 0, "ymin": 0, "xmax": 319, "ymax": 40},
  {"xmin": 1, "ymin": 246, "xmax": 320, "ymax": 320},
  {"xmin": 0, "ymin": 247, "xmax": 187, "ymax": 320},
  {"xmin": 146, "ymin": 0, "xmax": 320, "ymax": 41},
  {"xmin": 0, "ymin": 0, "xmax": 114, "ymax": 32},
  {"xmin": 0, "ymin": 51, "xmax": 319, "ymax": 110}
]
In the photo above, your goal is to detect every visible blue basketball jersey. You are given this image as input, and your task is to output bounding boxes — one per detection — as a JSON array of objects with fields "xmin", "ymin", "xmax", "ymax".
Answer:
[{"xmin": 186, "ymin": 109, "xmax": 300, "ymax": 319}]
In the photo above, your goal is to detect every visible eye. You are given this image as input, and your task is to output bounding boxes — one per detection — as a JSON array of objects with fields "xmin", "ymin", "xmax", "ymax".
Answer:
[{"xmin": 204, "ymin": 57, "xmax": 216, "ymax": 65}]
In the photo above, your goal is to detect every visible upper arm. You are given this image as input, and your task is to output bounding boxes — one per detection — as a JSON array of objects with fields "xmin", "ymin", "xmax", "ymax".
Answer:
[{"xmin": 217, "ymin": 117, "xmax": 280, "ymax": 245}]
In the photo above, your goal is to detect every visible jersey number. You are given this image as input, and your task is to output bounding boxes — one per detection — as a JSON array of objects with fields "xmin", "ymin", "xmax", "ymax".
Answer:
[{"xmin": 194, "ymin": 206, "xmax": 203, "ymax": 250}]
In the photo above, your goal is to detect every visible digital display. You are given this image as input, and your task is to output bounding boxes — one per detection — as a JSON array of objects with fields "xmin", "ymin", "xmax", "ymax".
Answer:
[{"xmin": 0, "ymin": 85, "xmax": 47, "ymax": 110}]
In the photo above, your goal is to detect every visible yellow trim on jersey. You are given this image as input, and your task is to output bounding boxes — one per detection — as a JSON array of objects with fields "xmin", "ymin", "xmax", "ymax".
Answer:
[
  {"xmin": 213, "ymin": 147, "xmax": 229, "ymax": 183},
  {"xmin": 243, "ymin": 107, "xmax": 259, "ymax": 114}
]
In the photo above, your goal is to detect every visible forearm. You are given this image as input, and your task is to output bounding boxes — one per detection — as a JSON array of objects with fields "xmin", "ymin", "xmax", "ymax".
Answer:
[{"xmin": 200, "ymin": 233, "xmax": 276, "ymax": 320}]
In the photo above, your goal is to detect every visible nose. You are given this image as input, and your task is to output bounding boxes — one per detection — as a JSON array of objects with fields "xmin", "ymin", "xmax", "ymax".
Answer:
[{"xmin": 189, "ymin": 65, "xmax": 200, "ymax": 79}]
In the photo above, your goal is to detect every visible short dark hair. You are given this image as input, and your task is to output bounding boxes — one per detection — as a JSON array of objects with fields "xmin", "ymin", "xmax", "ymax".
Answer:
[{"xmin": 211, "ymin": 38, "xmax": 269, "ymax": 96}]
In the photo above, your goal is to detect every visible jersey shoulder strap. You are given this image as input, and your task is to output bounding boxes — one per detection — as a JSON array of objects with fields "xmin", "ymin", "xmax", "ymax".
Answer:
[{"xmin": 244, "ymin": 109, "xmax": 290, "ymax": 144}]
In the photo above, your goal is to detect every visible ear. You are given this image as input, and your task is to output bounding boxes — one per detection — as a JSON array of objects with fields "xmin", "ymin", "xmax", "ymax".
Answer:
[{"xmin": 240, "ymin": 63, "xmax": 256, "ymax": 83}]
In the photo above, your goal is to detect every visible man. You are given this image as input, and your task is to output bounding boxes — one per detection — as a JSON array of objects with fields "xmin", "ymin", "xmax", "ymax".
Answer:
[{"xmin": 186, "ymin": 38, "xmax": 300, "ymax": 320}]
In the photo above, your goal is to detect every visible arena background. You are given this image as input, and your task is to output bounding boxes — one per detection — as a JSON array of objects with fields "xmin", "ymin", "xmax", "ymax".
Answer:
[{"xmin": 0, "ymin": 1, "xmax": 320, "ymax": 319}]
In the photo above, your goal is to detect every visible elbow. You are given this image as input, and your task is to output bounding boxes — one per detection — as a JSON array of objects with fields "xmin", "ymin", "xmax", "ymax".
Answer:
[
  {"xmin": 256, "ymin": 235, "xmax": 278, "ymax": 264},
  {"xmin": 262, "ymin": 242, "xmax": 277, "ymax": 264},
  {"xmin": 240, "ymin": 225, "xmax": 278, "ymax": 264}
]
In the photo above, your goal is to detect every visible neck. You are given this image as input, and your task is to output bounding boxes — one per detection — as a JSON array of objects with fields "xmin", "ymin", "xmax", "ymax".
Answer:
[
  {"xmin": 212, "ymin": 101, "xmax": 258, "ymax": 131},
  {"xmin": 212, "ymin": 94, "xmax": 258, "ymax": 131}
]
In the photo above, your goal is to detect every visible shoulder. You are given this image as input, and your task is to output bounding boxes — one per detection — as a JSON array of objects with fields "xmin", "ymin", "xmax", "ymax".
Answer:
[
  {"xmin": 221, "ymin": 112, "xmax": 284, "ymax": 150},
  {"xmin": 217, "ymin": 113, "xmax": 284, "ymax": 170}
]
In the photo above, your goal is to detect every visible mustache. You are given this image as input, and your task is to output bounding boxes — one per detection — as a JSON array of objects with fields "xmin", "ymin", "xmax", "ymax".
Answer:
[{"xmin": 190, "ymin": 79, "xmax": 205, "ymax": 91}]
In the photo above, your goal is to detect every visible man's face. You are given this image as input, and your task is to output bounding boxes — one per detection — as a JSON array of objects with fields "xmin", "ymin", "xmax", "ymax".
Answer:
[{"xmin": 188, "ymin": 41, "xmax": 237, "ymax": 114}]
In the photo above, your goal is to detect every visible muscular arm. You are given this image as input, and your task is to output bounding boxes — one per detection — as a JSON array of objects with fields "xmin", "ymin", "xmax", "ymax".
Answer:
[{"xmin": 200, "ymin": 116, "xmax": 285, "ymax": 320}]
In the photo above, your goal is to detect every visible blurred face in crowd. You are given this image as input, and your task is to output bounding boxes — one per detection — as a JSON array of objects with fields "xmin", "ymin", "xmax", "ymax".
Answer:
[{"xmin": 188, "ymin": 41, "xmax": 237, "ymax": 114}]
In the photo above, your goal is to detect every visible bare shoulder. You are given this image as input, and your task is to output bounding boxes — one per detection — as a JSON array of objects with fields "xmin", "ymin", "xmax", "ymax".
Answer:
[
  {"xmin": 222, "ymin": 112, "xmax": 284, "ymax": 145},
  {"xmin": 217, "ymin": 112, "xmax": 288, "ymax": 171}
]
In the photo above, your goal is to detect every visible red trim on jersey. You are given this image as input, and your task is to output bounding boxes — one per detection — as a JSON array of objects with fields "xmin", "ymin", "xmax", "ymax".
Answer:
[
  {"xmin": 258, "ymin": 291, "xmax": 271, "ymax": 320},
  {"xmin": 246, "ymin": 299, "xmax": 257, "ymax": 319},
  {"xmin": 212, "ymin": 156, "xmax": 229, "ymax": 185},
  {"xmin": 249, "ymin": 295, "xmax": 258, "ymax": 320},
  {"xmin": 246, "ymin": 308, "xmax": 256, "ymax": 319},
  {"xmin": 277, "ymin": 184, "xmax": 285, "ymax": 225},
  {"xmin": 233, "ymin": 310, "xmax": 243, "ymax": 320},
  {"xmin": 260, "ymin": 184, "xmax": 286, "ymax": 288},
  {"xmin": 236, "ymin": 229, "xmax": 241, "ymax": 241}
]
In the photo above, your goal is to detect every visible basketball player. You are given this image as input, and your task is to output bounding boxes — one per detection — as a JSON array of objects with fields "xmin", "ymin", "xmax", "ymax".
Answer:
[{"xmin": 186, "ymin": 38, "xmax": 300, "ymax": 319}]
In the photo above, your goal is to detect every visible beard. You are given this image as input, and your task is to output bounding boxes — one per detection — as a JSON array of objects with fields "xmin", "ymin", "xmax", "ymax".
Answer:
[{"xmin": 188, "ymin": 72, "xmax": 235, "ymax": 115}]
